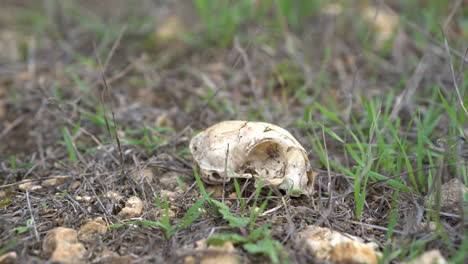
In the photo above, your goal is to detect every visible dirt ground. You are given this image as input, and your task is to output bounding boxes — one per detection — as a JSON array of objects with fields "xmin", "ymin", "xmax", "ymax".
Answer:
[{"xmin": 0, "ymin": 0, "xmax": 466, "ymax": 263}]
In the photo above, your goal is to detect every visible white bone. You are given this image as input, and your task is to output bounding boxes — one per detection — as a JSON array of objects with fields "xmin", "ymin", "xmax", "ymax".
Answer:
[{"xmin": 190, "ymin": 121, "xmax": 314, "ymax": 195}]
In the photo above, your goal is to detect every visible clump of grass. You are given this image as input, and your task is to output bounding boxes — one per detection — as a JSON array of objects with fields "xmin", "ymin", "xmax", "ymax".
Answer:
[
  {"xmin": 273, "ymin": 0, "xmax": 321, "ymax": 32},
  {"xmin": 208, "ymin": 224, "xmax": 289, "ymax": 264},
  {"xmin": 110, "ymin": 192, "xmax": 210, "ymax": 239},
  {"xmin": 61, "ymin": 125, "xmax": 78, "ymax": 164},
  {"xmin": 303, "ymin": 81, "xmax": 466, "ymax": 262},
  {"xmin": 192, "ymin": 0, "xmax": 254, "ymax": 47},
  {"xmin": 192, "ymin": 0, "xmax": 322, "ymax": 47},
  {"xmin": 199, "ymin": 172, "xmax": 288, "ymax": 263}
]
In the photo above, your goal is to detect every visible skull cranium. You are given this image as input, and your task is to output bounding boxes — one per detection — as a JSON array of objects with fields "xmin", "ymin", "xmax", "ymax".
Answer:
[{"xmin": 189, "ymin": 121, "xmax": 314, "ymax": 195}]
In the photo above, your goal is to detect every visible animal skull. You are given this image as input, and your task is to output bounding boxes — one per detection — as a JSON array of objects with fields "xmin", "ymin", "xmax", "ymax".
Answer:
[{"xmin": 190, "ymin": 121, "xmax": 314, "ymax": 195}]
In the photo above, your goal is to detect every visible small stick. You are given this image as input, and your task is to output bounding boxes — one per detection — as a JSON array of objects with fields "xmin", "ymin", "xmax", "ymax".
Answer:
[
  {"xmin": 0, "ymin": 115, "xmax": 26, "ymax": 139},
  {"xmin": 234, "ymin": 38, "xmax": 257, "ymax": 100},
  {"xmin": 26, "ymin": 190, "xmax": 40, "ymax": 242},
  {"xmin": 440, "ymin": 26, "xmax": 468, "ymax": 118},
  {"xmin": 93, "ymin": 42, "xmax": 125, "ymax": 174},
  {"xmin": 222, "ymin": 144, "xmax": 230, "ymax": 204}
]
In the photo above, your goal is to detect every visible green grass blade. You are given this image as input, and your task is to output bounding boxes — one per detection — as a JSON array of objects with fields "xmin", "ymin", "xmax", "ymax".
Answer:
[{"xmin": 61, "ymin": 126, "xmax": 77, "ymax": 164}]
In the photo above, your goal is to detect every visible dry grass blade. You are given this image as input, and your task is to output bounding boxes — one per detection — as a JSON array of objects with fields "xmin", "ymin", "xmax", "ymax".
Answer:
[
  {"xmin": 93, "ymin": 40, "xmax": 125, "ymax": 172},
  {"xmin": 440, "ymin": 26, "xmax": 468, "ymax": 118},
  {"xmin": 390, "ymin": 55, "xmax": 430, "ymax": 121}
]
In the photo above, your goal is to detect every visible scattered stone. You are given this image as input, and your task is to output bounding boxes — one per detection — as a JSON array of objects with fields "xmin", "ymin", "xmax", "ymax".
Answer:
[
  {"xmin": 160, "ymin": 190, "xmax": 181, "ymax": 200},
  {"xmin": 155, "ymin": 207, "xmax": 177, "ymax": 219},
  {"xmin": 206, "ymin": 185, "xmax": 224, "ymax": 198},
  {"xmin": 299, "ymin": 225, "xmax": 381, "ymax": 264},
  {"xmin": 321, "ymin": 3, "xmax": 343, "ymax": 16},
  {"xmin": 105, "ymin": 191, "xmax": 123, "ymax": 201},
  {"xmin": 159, "ymin": 171, "xmax": 181, "ymax": 190},
  {"xmin": 43, "ymin": 176, "xmax": 69, "ymax": 187},
  {"xmin": 93, "ymin": 250, "xmax": 136, "ymax": 264},
  {"xmin": 407, "ymin": 250, "xmax": 447, "ymax": 264},
  {"xmin": 185, "ymin": 239, "xmax": 239, "ymax": 264},
  {"xmin": 42, "ymin": 227, "xmax": 86, "ymax": 264},
  {"xmin": 418, "ymin": 221, "xmax": 437, "ymax": 232},
  {"xmin": 0, "ymin": 251, "xmax": 17, "ymax": 264},
  {"xmin": 55, "ymin": 218, "xmax": 64, "ymax": 226},
  {"xmin": 155, "ymin": 113, "xmax": 174, "ymax": 128},
  {"xmin": 150, "ymin": 208, "xmax": 177, "ymax": 221},
  {"xmin": 78, "ymin": 217, "xmax": 108, "ymax": 243},
  {"xmin": 18, "ymin": 182, "xmax": 42, "ymax": 191},
  {"xmin": 154, "ymin": 15, "xmax": 185, "ymax": 50},
  {"xmin": 131, "ymin": 168, "xmax": 154, "ymax": 183},
  {"xmin": 69, "ymin": 181, "xmax": 81, "ymax": 190},
  {"xmin": 155, "ymin": 16, "xmax": 182, "ymax": 40},
  {"xmin": 362, "ymin": 6, "xmax": 400, "ymax": 48},
  {"xmin": 154, "ymin": 153, "xmax": 174, "ymax": 162},
  {"xmin": 75, "ymin": 195, "xmax": 93, "ymax": 203},
  {"xmin": 118, "ymin": 196, "xmax": 143, "ymax": 219},
  {"xmin": 426, "ymin": 178, "xmax": 467, "ymax": 214},
  {"xmin": 175, "ymin": 185, "xmax": 187, "ymax": 193}
]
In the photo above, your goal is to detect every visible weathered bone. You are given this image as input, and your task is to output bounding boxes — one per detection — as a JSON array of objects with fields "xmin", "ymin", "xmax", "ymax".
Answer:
[{"xmin": 190, "ymin": 121, "xmax": 314, "ymax": 195}]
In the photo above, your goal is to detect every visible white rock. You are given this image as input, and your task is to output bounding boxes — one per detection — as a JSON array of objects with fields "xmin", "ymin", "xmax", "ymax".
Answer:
[
  {"xmin": 78, "ymin": 217, "xmax": 108, "ymax": 243},
  {"xmin": 362, "ymin": 6, "xmax": 400, "ymax": 48},
  {"xmin": 0, "ymin": 251, "xmax": 17, "ymax": 264},
  {"xmin": 118, "ymin": 196, "xmax": 143, "ymax": 219},
  {"xmin": 75, "ymin": 195, "xmax": 93, "ymax": 203},
  {"xmin": 105, "ymin": 191, "xmax": 123, "ymax": 201},
  {"xmin": 299, "ymin": 225, "xmax": 381, "ymax": 264},
  {"xmin": 407, "ymin": 250, "xmax": 446, "ymax": 264},
  {"xmin": 160, "ymin": 189, "xmax": 181, "ymax": 200},
  {"xmin": 42, "ymin": 176, "xmax": 69, "ymax": 187},
  {"xmin": 18, "ymin": 182, "xmax": 42, "ymax": 191},
  {"xmin": 42, "ymin": 227, "xmax": 86, "ymax": 264},
  {"xmin": 426, "ymin": 178, "xmax": 467, "ymax": 214},
  {"xmin": 93, "ymin": 250, "xmax": 135, "ymax": 264},
  {"xmin": 131, "ymin": 168, "xmax": 154, "ymax": 183},
  {"xmin": 185, "ymin": 239, "xmax": 239, "ymax": 264},
  {"xmin": 190, "ymin": 121, "xmax": 314, "ymax": 195},
  {"xmin": 159, "ymin": 171, "xmax": 180, "ymax": 190}
]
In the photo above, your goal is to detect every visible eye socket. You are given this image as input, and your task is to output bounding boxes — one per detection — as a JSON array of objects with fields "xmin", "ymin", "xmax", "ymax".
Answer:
[
  {"xmin": 210, "ymin": 172, "xmax": 221, "ymax": 180},
  {"xmin": 247, "ymin": 141, "xmax": 283, "ymax": 161}
]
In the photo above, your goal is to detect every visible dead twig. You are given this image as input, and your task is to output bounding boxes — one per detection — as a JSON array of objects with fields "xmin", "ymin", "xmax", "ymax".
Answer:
[
  {"xmin": 234, "ymin": 37, "xmax": 258, "ymax": 100},
  {"xmin": 93, "ymin": 41, "xmax": 125, "ymax": 174},
  {"xmin": 442, "ymin": 0, "xmax": 463, "ymax": 31},
  {"xmin": 0, "ymin": 115, "xmax": 26, "ymax": 140},
  {"xmin": 390, "ymin": 54, "xmax": 430, "ymax": 121},
  {"xmin": 315, "ymin": 125, "xmax": 334, "ymax": 227},
  {"xmin": 222, "ymin": 144, "xmax": 230, "ymax": 204},
  {"xmin": 440, "ymin": 26, "xmax": 468, "ymax": 118},
  {"xmin": 26, "ymin": 190, "xmax": 40, "ymax": 242}
]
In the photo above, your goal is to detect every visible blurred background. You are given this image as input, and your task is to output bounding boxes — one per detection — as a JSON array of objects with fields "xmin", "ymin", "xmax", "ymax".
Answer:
[{"xmin": 1, "ymin": 0, "xmax": 466, "ymax": 155}]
